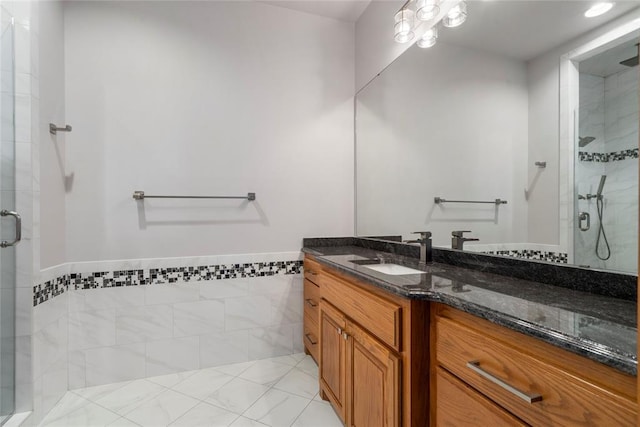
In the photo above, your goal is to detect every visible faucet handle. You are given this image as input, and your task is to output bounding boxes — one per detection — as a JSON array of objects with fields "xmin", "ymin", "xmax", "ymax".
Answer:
[
  {"xmin": 452, "ymin": 230, "xmax": 472, "ymax": 237},
  {"xmin": 411, "ymin": 231, "xmax": 432, "ymax": 239}
]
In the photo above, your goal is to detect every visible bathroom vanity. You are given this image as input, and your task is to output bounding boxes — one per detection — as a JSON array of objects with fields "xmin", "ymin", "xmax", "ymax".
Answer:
[{"xmin": 302, "ymin": 238, "xmax": 637, "ymax": 427}]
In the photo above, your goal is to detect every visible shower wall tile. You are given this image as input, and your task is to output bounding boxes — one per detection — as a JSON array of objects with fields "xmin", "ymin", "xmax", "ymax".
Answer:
[
  {"xmin": 115, "ymin": 304, "xmax": 173, "ymax": 345},
  {"xmin": 172, "ymin": 299, "xmax": 225, "ymax": 337},
  {"xmin": 144, "ymin": 283, "xmax": 199, "ymax": 306},
  {"xmin": 67, "ymin": 350, "xmax": 86, "ymax": 390},
  {"xmin": 199, "ymin": 330, "xmax": 250, "ymax": 369},
  {"xmin": 248, "ymin": 324, "xmax": 294, "ymax": 360},
  {"xmin": 84, "ymin": 343, "xmax": 146, "ymax": 387},
  {"xmin": 36, "ymin": 253, "xmax": 304, "ymax": 390},
  {"xmin": 145, "ymin": 336, "xmax": 199, "ymax": 377},
  {"xmin": 68, "ymin": 309, "xmax": 116, "ymax": 351}
]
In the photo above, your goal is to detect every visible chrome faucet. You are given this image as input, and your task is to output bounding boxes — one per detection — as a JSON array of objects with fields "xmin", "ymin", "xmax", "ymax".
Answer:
[
  {"xmin": 403, "ymin": 231, "xmax": 432, "ymax": 264},
  {"xmin": 451, "ymin": 230, "xmax": 479, "ymax": 250}
]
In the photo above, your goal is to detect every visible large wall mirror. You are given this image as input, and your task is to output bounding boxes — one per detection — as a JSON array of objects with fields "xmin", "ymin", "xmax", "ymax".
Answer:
[{"xmin": 355, "ymin": 1, "xmax": 640, "ymax": 274}]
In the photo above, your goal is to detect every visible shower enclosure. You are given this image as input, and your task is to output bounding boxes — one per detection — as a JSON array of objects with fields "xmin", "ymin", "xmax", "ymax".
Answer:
[
  {"xmin": 575, "ymin": 39, "xmax": 639, "ymax": 273},
  {"xmin": 0, "ymin": 6, "xmax": 15, "ymax": 424}
]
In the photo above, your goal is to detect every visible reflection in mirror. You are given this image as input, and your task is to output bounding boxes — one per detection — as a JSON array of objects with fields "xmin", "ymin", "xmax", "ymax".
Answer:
[
  {"xmin": 355, "ymin": 1, "xmax": 640, "ymax": 274},
  {"xmin": 575, "ymin": 40, "xmax": 638, "ymax": 272}
]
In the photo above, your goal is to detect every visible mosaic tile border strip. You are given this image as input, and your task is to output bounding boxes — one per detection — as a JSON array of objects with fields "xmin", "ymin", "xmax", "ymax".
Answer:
[
  {"xmin": 578, "ymin": 148, "xmax": 638, "ymax": 162},
  {"xmin": 34, "ymin": 260, "xmax": 303, "ymax": 307},
  {"xmin": 481, "ymin": 249, "xmax": 568, "ymax": 264}
]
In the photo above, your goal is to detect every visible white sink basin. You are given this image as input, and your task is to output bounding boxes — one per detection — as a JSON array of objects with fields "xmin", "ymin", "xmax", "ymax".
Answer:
[{"xmin": 362, "ymin": 263, "xmax": 424, "ymax": 275}]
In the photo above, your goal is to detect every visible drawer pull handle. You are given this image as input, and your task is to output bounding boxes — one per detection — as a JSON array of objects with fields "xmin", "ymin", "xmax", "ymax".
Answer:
[
  {"xmin": 305, "ymin": 333, "xmax": 317, "ymax": 345},
  {"xmin": 466, "ymin": 361, "xmax": 543, "ymax": 404},
  {"xmin": 306, "ymin": 269, "xmax": 318, "ymax": 276},
  {"xmin": 305, "ymin": 299, "xmax": 317, "ymax": 308}
]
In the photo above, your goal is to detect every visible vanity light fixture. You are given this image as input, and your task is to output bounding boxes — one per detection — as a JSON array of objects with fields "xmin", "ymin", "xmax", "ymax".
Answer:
[
  {"xmin": 394, "ymin": 0, "xmax": 468, "ymax": 46},
  {"xmin": 417, "ymin": 27, "xmax": 438, "ymax": 48},
  {"xmin": 416, "ymin": 0, "xmax": 440, "ymax": 21},
  {"xmin": 442, "ymin": 1, "xmax": 467, "ymax": 28},
  {"xmin": 394, "ymin": 8, "xmax": 415, "ymax": 43},
  {"xmin": 584, "ymin": 2, "xmax": 614, "ymax": 18}
]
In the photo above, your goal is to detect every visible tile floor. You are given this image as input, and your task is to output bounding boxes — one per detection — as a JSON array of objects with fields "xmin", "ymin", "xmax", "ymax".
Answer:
[{"xmin": 39, "ymin": 353, "xmax": 342, "ymax": 427}]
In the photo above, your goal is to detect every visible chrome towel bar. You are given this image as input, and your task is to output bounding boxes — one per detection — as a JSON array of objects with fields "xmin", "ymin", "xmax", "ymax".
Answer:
[
  {"xmin": 434, "ymin": 197, "xmax": 507, "ymax": 205},
  {"xmin": 133, "ymin": 191, "xmax": 256, "ymax": 201}
]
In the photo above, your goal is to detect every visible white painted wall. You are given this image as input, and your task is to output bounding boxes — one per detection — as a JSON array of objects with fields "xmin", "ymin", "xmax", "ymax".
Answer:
[
  {"xmin": 356, "ymin": 42, "xmax": 529, "ymax": 247},
  {"xmin": 355, "ymin": 0, "xmax": 406, "ymax": 92},
  {"xmin": 39, "ymin": 0, "xmax": 66, "ymax": 268},
  {"xmin": 64, "ymin": 1, "xmax": 355, "ymax": 262}
]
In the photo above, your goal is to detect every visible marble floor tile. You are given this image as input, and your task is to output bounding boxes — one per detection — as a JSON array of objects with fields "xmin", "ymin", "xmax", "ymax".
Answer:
[
  {"xmin": 242, "ymin": 389, "xmax": 310, "ymax": 427},
  {"xmin": 40, "ymin": 401, "xmax": 120, "ymax": 427},
  {"xmin": 212, "ymin": 361, "xmax": 256, "ymax": 377},
  {"xmin": 95, "ymin": 379, "xmax": 166, "ymax": 416},
  {"xmin": 229, "ymin": 417, "xmax": 269, "ymax": 427},
  {"xmin": 172, "ymin": 368, "xmax": 234, "ymax": 400},
  {"xmin": 238, "ymin": 360, "xmax": 295, "ymax": 387},
  {"xmin": 291, "ymin": 401, "xmax": 342, "ymax": 427},
  {"xmin": 295, "ymin": 358, "xmax": 318, "ymax": 379},
  {"xmin": 107, "ymin": 417, "xmax": 141, "ymax": 427},
  {"xmin": 273, "ymin": 368, "xmax": 318, "ymax": 399},
  {"xmin": 71, "ymin": 380, "xmax": 131, "ymax": 402},
  {"xmin": 123, "ymin": 389, "xmax": 199, "ymax": 427},
  {"xmin": 147, "ymin": 370, "xmax": 198, "ymax": 389},
  {"xmin": 41, "ymin": 353, "xmax": 322, "ymax": 427},
  {"xmin": 39, "ymin": 392, "xmax": 93, "ymax": 425},
  {"xmin": 205, "ymin": 378, "xmax": 270, "ymax": 415},
  {"xmin": 169, "ymin": 402, "xmax": 239, "ymax": 426}
]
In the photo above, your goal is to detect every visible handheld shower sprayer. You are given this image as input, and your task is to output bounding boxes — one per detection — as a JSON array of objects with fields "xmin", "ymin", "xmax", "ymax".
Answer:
[
  {"xmin": 596, "ymin": 175, "xmax": 606, "ymax": 199},
  {"xmin": 594, "ymin": 175, "xmax": 610, "ymax": 260}
]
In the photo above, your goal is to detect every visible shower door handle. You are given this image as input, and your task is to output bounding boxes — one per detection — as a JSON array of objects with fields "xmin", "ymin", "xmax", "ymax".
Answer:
[
  {"xmin": 0, "ymin": 210, "xmax": 21, "ymax": 248},
  {"xmin": 578, "ymin": 212, "xmax": 590, "ymax": 232}
]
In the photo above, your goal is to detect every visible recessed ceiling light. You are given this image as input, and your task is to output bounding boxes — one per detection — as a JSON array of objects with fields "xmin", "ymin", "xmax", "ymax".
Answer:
[{"xmin": 585, "ymin": 2, "xmax": 614, "ymax": 18}]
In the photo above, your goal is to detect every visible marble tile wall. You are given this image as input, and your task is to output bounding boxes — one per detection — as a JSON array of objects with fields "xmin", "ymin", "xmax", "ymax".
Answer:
[
  {"xmin": 577, "ymin": 68, "xmax": 638, "ymax": 272},
  {"xmin": 464, "ymin": 243, "xmax": 568, "ymax": 264},
  {"xmin": 33, "ymin": 253, "xmax": 305, "ymax": 395}
]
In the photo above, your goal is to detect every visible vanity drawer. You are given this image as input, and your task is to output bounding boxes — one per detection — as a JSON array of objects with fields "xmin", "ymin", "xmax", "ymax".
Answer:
[
  {"xmin": 304, "ymin": 256, "xmax": 322, "ymax": 285},
  {"xmin": 303, "ymin": 313, "xmax": 319, "ymax": 362},
  {"xmin": 321, "ymin": 271, "xmax": 402, "ymax": 351},
  {"xmin": 434, "ymin": 314, "xmax": 636, "ymax": 426},
  {"xmin": 304, "ymin": 279, "xmax": 321, "ymax": 323},
  {"xmin": 435, "ymin": 367, "xmax": 527, "ymax": 426}
]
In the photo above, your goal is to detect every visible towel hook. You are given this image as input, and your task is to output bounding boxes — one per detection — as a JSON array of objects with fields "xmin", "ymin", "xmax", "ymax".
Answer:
[{"xmin": 49, "ymin": 123, "xmax": 72, "ymax": 135}]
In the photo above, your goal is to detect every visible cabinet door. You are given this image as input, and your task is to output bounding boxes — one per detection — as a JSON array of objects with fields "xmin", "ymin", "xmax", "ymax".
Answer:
[
  {"xmin": 319, "ymin": 300, "xmax": 347, "ymax": 422},
  {"xmin": 346, "ymin": 320, "xmax": 401, "ymax": 427},
  {"xmin": 435, "ymin": 367, "xmax": 527, "ymax": 427}
]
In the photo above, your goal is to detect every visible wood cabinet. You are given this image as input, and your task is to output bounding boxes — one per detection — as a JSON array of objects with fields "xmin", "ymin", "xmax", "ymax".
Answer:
[
  {"xmin": 435, "ymin": 367, "xmax": 526, "ymax": 427},
  {"xmin": 431, "ymin": 303, "xmax": 637, "ymax": 426},
  {"xmin": 305, "ymin": 254, "xmax": 637, "ymax": 427},
  {"xmin": 319, "ymin": 300, "xmax": 348, "ymax": 421},
  {"xmin": 303, "ymin": 256, "xmax": 322, "ymax": 362},
  {"xmin": 347, "ymin": 319, "xmax": 402, "ymax": 427},
  {"xmin": 307, "ymin": 255, "xmax": 429, "ymax": 427}
]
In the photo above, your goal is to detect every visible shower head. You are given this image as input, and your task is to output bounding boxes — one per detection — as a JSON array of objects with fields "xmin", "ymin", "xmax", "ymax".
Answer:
[
  {"xmin": 597, "ymin": 175, "xmax": 606, "ymax": 198},
  {"xmin": 579, "ymin": 136, "xmax": 596, "ymax": 147},
  {"xmin": 620, "ymin": 44, "xmax": 639, "ymax": 67}
]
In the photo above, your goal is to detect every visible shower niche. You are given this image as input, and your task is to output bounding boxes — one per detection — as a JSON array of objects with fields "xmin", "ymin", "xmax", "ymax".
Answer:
[{"xmin": 575, "ymin": 40, "xmax": 638, "ymax": 273}]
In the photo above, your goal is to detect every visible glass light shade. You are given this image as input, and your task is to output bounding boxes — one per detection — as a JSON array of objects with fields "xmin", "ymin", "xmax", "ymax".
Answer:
[
  {"xmin": 417, "ymin": 27, "xmax": 438, "ymax": 48},
  {"xmin": 416, "ymin": 0, "xmax": 440, "ymax": 21},
  {"xmin": 394, "ymin": 9, "xmax": 415, "ymax": 43},
  {"xmin": 442, "ymin": 2, "xmax": 467, "ymax": 28},
  {"xmin": 584, "ymin": 2, "xmax": 614, "ymax": 17}
]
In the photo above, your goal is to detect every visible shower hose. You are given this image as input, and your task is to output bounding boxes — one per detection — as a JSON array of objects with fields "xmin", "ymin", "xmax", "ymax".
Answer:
[{"xmin": 595, "ymin": 196, "xmax": 611, "ymax": 260}]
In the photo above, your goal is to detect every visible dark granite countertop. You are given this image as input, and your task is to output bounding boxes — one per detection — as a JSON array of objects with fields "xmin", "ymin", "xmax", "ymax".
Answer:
[{"xmin": 303, "ymin": 242, "xmax": 637, "ymax": 376}]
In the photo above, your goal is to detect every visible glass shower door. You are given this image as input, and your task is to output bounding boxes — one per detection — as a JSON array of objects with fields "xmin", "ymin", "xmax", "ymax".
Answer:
[{"xmin": 0, "ymin": 6, "xmax": 15, "ymax": 424}]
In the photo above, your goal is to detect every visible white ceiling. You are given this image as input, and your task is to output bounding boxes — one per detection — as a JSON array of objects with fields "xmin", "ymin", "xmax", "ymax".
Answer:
[
  {"xmin": 258, "ymin": 0, "xmax": 372, "ymax": 22},
  {"xmin": 435, "ymin": 1, "xmax": 640, "ymax": 62},
  {"xmin": 580, "ymin": 39, "xmax": 639, "ymax": 77}
]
